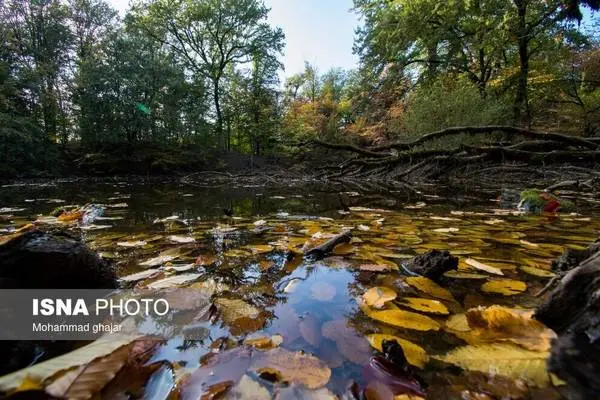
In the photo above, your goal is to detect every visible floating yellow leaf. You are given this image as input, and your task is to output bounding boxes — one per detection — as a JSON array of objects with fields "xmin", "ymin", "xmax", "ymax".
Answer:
[
  {"xmin": 519, "ymin": 266, "xmax": 556, "ymax": 278},
  {"xmin": 443, "ymin": 271, "xmax": 488, "ymax": 279},
  {"xmin": 57, "ymin": 209, "xmax": 83, "ymax": 222},
  {"xmin": 445, "ymin": 314, "xmax": 470, "ymax": 332},
  {"xmin": 366, "ymin": 334, "xmax": 429, "ymax": 368},
  {"xmin": 248, "ymin": 244, "xmax": 274, "ymax": 254},
  {"xmin": 481, "ymin": 280, "xmax": 527, "ymax": 295},
  {"xmin": 454, "ymin": 305, "xmax": 555, "ymax": 352},
  {"xmin": 367, "ymin": 309, "xmax": 440, "ymax": 331},
  {"xmin": 401, "ymin": 297, "xmax": 449, "ymax": 315},
  {"xmin": 404, "ymin": 276, "xmax": 455, "ymax": 301},
  {"xmin": 362, "ymin": 287, "xmax": 397, "ymax": 309},
  {"xmin": 434, "ymin": 343, "xmax": 550, "ymax": 387},
  {"xmin": 464, "ymin": 258, "xmax": 504, "ymax": 275}
]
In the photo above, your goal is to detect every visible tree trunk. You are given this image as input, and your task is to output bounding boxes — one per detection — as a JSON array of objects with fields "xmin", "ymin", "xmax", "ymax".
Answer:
[
  {"xmin": 513, "ymin": 0, "xmax": 531, "ymax": 128},
  {"xmin": 212, "ymin": 78, "xmax": 224, "ymax": 151}
]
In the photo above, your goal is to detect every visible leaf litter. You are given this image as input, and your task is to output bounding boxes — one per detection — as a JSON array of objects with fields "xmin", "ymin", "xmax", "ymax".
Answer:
[{"xmin": 2, "ymin": 192, "xmax": 598, "ymax": 399}]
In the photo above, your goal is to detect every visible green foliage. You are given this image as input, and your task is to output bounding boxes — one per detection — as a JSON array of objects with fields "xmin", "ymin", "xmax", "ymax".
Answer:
[{"xmin": 402, "ymin": 77, "xmax": 512, "ymax": 137}]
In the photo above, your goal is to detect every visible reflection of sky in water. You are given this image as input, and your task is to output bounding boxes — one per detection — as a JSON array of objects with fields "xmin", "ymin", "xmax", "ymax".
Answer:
[{"xmin": 2, "ymin": 180, "xmax": 600, "ymax": 397}]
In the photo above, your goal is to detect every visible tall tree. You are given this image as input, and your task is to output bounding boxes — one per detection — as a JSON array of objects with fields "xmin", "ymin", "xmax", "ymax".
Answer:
[{"xmin": 132, "ymin": 0, "xmax": 284, "ymax": 150}]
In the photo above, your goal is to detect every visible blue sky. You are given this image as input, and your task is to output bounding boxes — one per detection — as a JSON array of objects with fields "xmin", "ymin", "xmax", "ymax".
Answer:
[
  {"xmin": 264, "ymin": 0, "xmax": 359, "ymax": 76},
  {"xmin": 108, "ymin": 0, "xmax": 360, "ymax": 78}
]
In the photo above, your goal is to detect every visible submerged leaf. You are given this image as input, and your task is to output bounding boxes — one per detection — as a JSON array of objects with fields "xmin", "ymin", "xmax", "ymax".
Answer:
[
  {"xmin": 215, "ymin": 298, "xmax": 266, "ymax": 335},
  {"xmin": 366, "ymin": 334, "xmax": 429, "ymax": 368},
  {"xmin": 224, "ymin": 375, "xmax": 270, "ymax": 400},
  {"xmin": 252, "ymin": 348, "xmax": 331, "ymax": 389},
  {"xmin": 321, "ymin": 319, "xmax": 372, "ymax": 365}
]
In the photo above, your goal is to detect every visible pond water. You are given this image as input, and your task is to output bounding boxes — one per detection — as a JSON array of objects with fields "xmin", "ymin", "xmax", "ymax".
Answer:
[{"xmin": 1, "ymin": 179, "xmax": 600, "ymax": 399}]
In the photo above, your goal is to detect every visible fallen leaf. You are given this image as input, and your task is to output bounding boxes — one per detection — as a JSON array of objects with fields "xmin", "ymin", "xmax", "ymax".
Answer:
[
  {"xmin": 452, "ymin": 306, "xmax": 555, "ymax": 352},
  {"xmin": 366, "ymin": 309, "xmax": 440, "ymax": 331},
  {"xmin": 321, "ymin": 320, "xmax": 371, "ymax": 365},
  {"xmin": 401, "ymin": 297, "xmax": 449, "ymax": 315},
  {"xmin": 519, "ymin": 266, "xmax": 556, "ymax": 278},
  {"xmin": 362, "ymin": 287, "xmax": 397, "ymax": 309},
  {"xmin": 195, "ymin": 254, "xmax": 217, "ymax": 266},
  {"xmin": 119, "ymin": 269, "xmax": 161, "ymax": 282},
  {"xmin": 248, "ymin": 244, "xmax": 274, "ymax": 254},
  {"xmin": 146, "ymin": 273, "xmax": 201, "ymax": 289},
  {"xmin": 251, "ymin": 348, "xmax": 331, "ymax": 389},
  {"xmin": 359, "ymin": 264, "xmax": 391, "ymax": 272},
  {"xmin": 464, "ymin": 258, "xmax": 504, "ymax": 275},
  {"xmin": 445, "ymin": 314, "xmax": 470, "ymax": 332},
  {"xmin": 333, "ymin": 243, "xmax": 355, "ymax": 255},
  {"xmin": 253, "ymin": 220, "xmax": 267, "ymax": 226},
  {"xmin": 481, "ymin": 280, "xmax": 527, "ymax": 295},
  {"xmin": 215, "ymin": 298, "xmax": 266, "ymax": 335},
  {"xmin": 0, "ymin": 335, "xmax": 142, "ymax": 392},
  {"xmin": 433, "ymin": 227, "xmax": 459, "ymax": 233},
  {"xmin": 366, "ymin": 334, "xmax": 429, "ymax": 368},
  {"xmin": 117, "ymin": 240, "xmax": 147, "ymax": 247},
  {"xmin": 259, "ymin": 260, "xmax": 275, "ymax": 271},
  {"xmin": 310, "ymin": 282, "xmax": 336, "ymax": 302},
  {"xmin": 58, "ymin": 209, "xmax": 83, "ymax": 222},
  {"xmin": 181, "ymin": 347, "xmax": 253, "ymax": 400},
  {"xmin": 168, "ymin": 235, "xmax": 196, "ymax": 243},
  {"xmin": 434, "ymin": 343, "xmax": 550, "ymax": 387},
  {"xmin": 275, "ymin": 385, "xmax": 337, "ymax": 399},
  {"xmin": 404, "ymin": 276, "xmax": 455, "ymax": 301},
  {"xmin": 140, "ymin": 255, "xmax": 177, "ymax": 268},
  {"xmin": 45, "ymin": 343, "xmax": 132, "ymax": 399},
  {"xmin": 443, "ymin": 271, "xmax": 488, "ymax": 279}
]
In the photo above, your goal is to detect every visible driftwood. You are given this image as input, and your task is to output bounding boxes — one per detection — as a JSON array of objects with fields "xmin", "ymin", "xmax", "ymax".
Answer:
[
  {"xmin": 304, "ymin": 231, "xmax": 352, "ymax": 259},
  {"xmin": 535, "ymin": 240, "xmax": 600, "ymax": 400}
]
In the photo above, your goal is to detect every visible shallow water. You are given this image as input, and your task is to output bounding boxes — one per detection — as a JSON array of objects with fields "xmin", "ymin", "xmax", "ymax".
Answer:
[{"xmin": 2, "ymin": 179, "xmax": 600, "ymax": 399}]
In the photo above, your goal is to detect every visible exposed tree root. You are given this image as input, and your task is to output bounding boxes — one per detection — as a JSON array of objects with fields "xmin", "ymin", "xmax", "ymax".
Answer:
[{"xmin": 306, "ymin": 126, "xmax": 600, "ymax": 189}]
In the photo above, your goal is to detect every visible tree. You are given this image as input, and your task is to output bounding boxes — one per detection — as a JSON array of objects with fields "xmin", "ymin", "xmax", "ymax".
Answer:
[{"xmin": 132, "ymin": 0, "xmax": 284, "ymax": 150}]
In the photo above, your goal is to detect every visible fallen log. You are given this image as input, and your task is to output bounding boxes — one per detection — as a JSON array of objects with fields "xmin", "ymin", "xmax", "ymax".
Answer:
[
  {"xmin": 535, "ymin": 240, "xmax": 600, "ymax": 399},
  {"xmin": 304, "ymin": 230, "xmax": 352, "ymax": 259}
]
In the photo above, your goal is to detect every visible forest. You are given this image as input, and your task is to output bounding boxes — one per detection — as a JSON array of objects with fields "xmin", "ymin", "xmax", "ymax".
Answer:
[
  {"xmin": 0, "ymin": 0, "xmax": 599, "ymax": 179},
  {"xmin": 3, "ymin": 2, "xmax": 600, "ymax": 399}
]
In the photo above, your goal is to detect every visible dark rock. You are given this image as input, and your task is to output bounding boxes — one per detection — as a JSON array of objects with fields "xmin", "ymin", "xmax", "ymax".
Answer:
[
  {"xmin": 535, "ymin": 243, "xmax": 600, "ymax": 399},
  {"xmin": 0, "ymin": 229, "xmax": 117, "ymax": 289},
  {"xmin": 0, "ymin": 229, "xmax": 118, "ymax": 377},
  {"xmin": 408, "ymin": 250, "xmax": 458, "ymax": 281}
]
